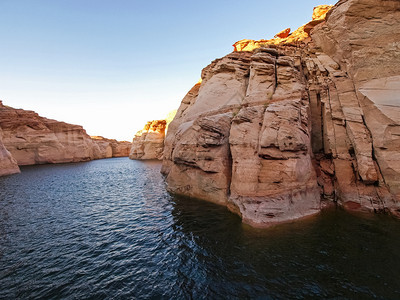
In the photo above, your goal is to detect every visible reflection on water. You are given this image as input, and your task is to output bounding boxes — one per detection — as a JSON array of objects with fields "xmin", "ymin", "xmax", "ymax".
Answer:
[{"xmin": 0, "ymin": 157, "xmax": 399, "ymax": 299}]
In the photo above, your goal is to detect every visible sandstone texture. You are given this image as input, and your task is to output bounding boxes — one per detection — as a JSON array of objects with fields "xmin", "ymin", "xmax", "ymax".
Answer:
[
  {"xmin": 91, "ymin": 136, "xmax": 131, "ymax": 159},
  {"xmin": 129, "ymin": 110, "xmax": 177, "ymax": 160},
  {"xmin": 0, "ymin": 126, "xmax": 20, "ymax": 176},
  {"xmin": 0, "ymin": 101, "xmax": 131, "ymax": 170},
  {"xmin": 162, "ymin": 1, "xmax": 400, "ymax": 227},
  {"xmin": 233, "ymin": 5, "xmax": 333, "ymax": 52}
]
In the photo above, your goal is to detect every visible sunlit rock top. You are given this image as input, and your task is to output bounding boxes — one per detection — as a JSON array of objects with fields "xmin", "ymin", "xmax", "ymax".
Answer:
[{"xmin": 233, "ymin": 5, "xmax": 333, "ymax": 52}]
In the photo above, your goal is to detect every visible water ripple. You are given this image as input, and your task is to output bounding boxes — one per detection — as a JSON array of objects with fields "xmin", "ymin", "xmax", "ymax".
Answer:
[{"xmin": 0, "ymin": 158, "xmax": 399, "ymax": 299}]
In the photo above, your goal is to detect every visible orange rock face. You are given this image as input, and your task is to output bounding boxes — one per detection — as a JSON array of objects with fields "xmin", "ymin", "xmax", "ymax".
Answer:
[
  {"xmin": 91, "ymin": 136, "xmax": 132, "ymax": 158},
  {"xmin": 129, "ymin": 111, "xmax": 176, "ymax": 160},
  {"xmin": 163, "ymin": 1, "xmax": 400, "ymax": 227},
  {"xmin": 274, "ymin": 28, "xmax": 291, "ymax": 39},
  {"xmin": 232, "ymin": 5, "xmax": 333, "ymax": 52},
  {"xmin": 0, "ymin": 101, "xmax": 131, "ymax": 169},
  {"xmin": 312, "ymin": 4, "xmax": 332, "ymax": 20},
  {"xmin": 0, "ymin": 123, "xmax": 20, "ymax": 176}
]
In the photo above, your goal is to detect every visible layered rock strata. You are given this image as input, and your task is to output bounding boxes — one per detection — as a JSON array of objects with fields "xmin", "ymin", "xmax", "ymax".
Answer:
[
  {"xmin": 311, "ymin": 0, "xmax": 400, "ymax": 204},
  {"xmin": 162, "ymin": 0, "xmax": 400, "ymax": 227},
  {"xmin": 91, "ymin": 136, "xmax": 131, "ymax": 159},
  {"xmin": 129, "ymin": 120, "xmax": 167, "ymax": 160},
  {"xmin": 129, "ymin": 110, "xmax": 176, "ymax": 160},
  {"xmin": 0, "ymin": 101, "xmax": 131, "ymax": 168},
  {"xmin": 233, "ymin": 5, "xmax": 333, "ymax": 52},
  {"xmin": 0, "ymin": 127, "xmax": 20, "ymax": 176}
]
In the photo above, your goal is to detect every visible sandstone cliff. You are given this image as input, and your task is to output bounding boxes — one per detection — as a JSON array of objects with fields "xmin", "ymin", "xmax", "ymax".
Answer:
[
  {"xmin": 91, "ymin": 136, "xmax": 131, "ymax": 159},
  {"xmin": 162, "ymin": 0, "xmax": 400, "ymax": 227},
  {"xmin": 129, "ymin": 110, "xmax": 177, "ymax": 160},
  {"xmin": 0, "ymin": 126, "xmax": 20, "ymax": 176},
  {"xmin": 0, "ymin": 101, "xmax": 132, "ymax": 169}
]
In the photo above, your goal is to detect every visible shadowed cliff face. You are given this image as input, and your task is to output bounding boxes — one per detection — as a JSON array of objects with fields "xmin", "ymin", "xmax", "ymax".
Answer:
[
  {"xmin": 0, "ymin": 101, "xmax": 131, "ymax": 169},
  {"xmin": 162, "ymin": 0, "xmax": 400, "ymax": 227},
  {"xmin": 311, "ymin": 0, "xmax": 400, "ymax": 201}
]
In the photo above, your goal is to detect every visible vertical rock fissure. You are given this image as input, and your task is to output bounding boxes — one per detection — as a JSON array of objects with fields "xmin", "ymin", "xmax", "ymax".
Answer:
[{"xmin": 273, "ymin": 59, "xmax": 278, "ymax": 93}]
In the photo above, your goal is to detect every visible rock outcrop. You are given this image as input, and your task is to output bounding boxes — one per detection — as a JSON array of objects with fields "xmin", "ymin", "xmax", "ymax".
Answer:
[
  {"xmin": 0, "ymin": 101, "xmax": 131, "ymax": 168},
  {"xmin": 0, "ymin": 126, "xmax": 20, "ymax": 176},
  {"xmin": 311, "ymin": 0, "xmax": 400, "ymax": 203},
  {"xmin": 233, "ymin": 5, "xmax": 333, "ymax": 52},
  {"xmin": 162, "ymin": 1, "xmax": 400, "ymax": 227},
  {"xmin": 129, "ymin": 110, "xmax": 177, "ymax": 160},
  {"xmin": 91, "ymin": 136, "xmax": 131, "ymax": 159}
]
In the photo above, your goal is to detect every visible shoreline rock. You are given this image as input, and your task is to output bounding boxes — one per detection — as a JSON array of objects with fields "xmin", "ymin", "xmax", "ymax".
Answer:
[
  {"xmin": 162, "ymin": 1, "xmax": 400, "ymax": 227},
  {"xmin": 129, "ymin": 110, "xmax": 176, "ymax": 160},
  {"xmin": 0, "ymin": 101, "xmax": 131, "ymax": 174}
]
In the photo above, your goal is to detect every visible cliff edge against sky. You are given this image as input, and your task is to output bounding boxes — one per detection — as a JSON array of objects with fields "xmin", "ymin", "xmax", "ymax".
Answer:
[
  {"xmin": 0, "ymin": 101, "xmax": 131, "ymax": 174},
  {"xmin": 129, "ymin": 110, "xmax": 176, "ymax": 160},
  {"xmin": 161, "ymin": 0, "xmax": 400, "ymax": 227}
]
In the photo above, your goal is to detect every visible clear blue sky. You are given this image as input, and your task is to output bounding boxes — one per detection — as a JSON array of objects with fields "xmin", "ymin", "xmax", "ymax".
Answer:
[{"xmin": 0, "ymin": 0, "xmax": 331, "ymax": 141}]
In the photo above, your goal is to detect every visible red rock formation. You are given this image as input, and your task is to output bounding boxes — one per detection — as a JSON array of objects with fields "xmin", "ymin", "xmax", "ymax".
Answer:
[
  {"xmin": 274, "ymin": 28, "xmax": 291, "ymax": 39},
  {"xmin": 129, "ymin": 120, "xmax": 167, "ymax": 160},
  {"xmin": 233, "ymin": 5, "xmax": 333, "ymax": 52},
  {"xmin": 0, "ymin": 124, "xmax": 20, "ymax": 176},
  {"xmin": 91, "ymin": 136, "xmax": 131, "ymax": 158},
  {"xmin": 0, "ymin": 102, "xmax": 94, "ymax": 165},
  {"xmin": 162, "ymin": 0, "xmax": 400, "ymax": 227},
  {"xmin": 129, "ymin": 111, "xmax": 176, "ymax": 160},
  {"xmin": 310, "ymin": 0, "xmax": 400, "ymax": 212},
  {"xmin": 0, "ymin": 101, "xmax": 131, "ymax": 169}
]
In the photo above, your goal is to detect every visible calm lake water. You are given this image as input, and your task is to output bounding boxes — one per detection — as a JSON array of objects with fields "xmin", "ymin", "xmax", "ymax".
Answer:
[{"xmin": 0, "ymin": 157, "xmax": 399, "ymax": 299}]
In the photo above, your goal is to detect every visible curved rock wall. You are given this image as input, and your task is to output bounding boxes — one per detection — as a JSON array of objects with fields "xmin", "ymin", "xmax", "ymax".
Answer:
[
  {"xmin": 162, "ymin": 48, "xmax": 321, "ymax": 226},
  {"xmin": 0, "ymin": 101, "xmax": 131, "ymax": 169},
  {"xmin": 129, "ymin": 120, "xmax": 167, "ymax": 160},
  {"xmin": 162, "ymin": 0, "xmax": 400, "ymax": 227},
  {"xmin": 91, "ymin": 136, "xmax": 131, "ymax": 159},
  {"xmin": 129, "ymin": 110, "xmax": 177, "ymax": 160}
]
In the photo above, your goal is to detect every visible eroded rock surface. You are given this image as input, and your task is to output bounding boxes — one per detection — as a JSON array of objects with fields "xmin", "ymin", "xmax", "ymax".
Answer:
[
  {"xmin": 129, "ymin": 111, "xmax": 176, "ymax": 160},
  {"xmin": 233, "ymin": 5, "xmax": 333, "ymax": 52},
  {"xmin": 0, "ymin": 101, "xmax": 131, "ymax": 168},
  {"xmin": 0, "ymin": 126, "xmax": 20, "ymax": 176},
  {"xmin": 91, "ymin": 136, "xmax": 131, "ymax": 159},
  {"xmin": 311, "ymin": 0, "xmax": 400, "ymax": 205},
  {"xmin": 162, "ymin": 48, "xmax": 321, "ymax": 226},
  {"xmin": 162, "ymin": 0, "xmax": 400, "ymax": 227}
]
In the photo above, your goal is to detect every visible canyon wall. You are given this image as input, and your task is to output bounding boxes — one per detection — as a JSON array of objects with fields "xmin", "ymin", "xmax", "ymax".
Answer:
[
  {"xmin": 91, "ymin": 136, "xmax": 131, "ymax": 159},
  {"xmin": 129, "ymin": 110, "xmax": 176, "ymax": 160},
  {"xmin": 129, "ymin": 120, "xmax": 167, "ymax": 160},
  {"xmin": 311, "ymin": 0, "xmax": 400, "ymax": 203},
  {"xmin": 0, "ymin": 127, "xmax": 20, "ymax": 176},
  {"xmin": 0, "ymin": 101, "xmax": 131, "ymax": 171},
  {"xmin": 162, "ymin": 0, "xmax": 400, "ymax": 227}
]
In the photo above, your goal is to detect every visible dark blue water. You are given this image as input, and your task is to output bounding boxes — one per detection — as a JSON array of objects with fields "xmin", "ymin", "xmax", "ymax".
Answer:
[{"xmin": 0, "ymin": 158, "xmax": 399, "ymax": 299}]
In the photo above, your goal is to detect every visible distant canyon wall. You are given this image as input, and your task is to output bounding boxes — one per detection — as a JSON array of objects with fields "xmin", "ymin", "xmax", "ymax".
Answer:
[
  {"xmin": 161, "ymin": 0, "xmax": 400, "ymax": 227},
  {"xmin": 129, "ymin": 110, "xmax": 176, "ymax": 160},
  {"xmin": 0, "ymin": 126, "xmax": 20, "ymax": 176},
  {"xmin": 0, "ymin": 101, "xmax": 131, "ymax": 175}
]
